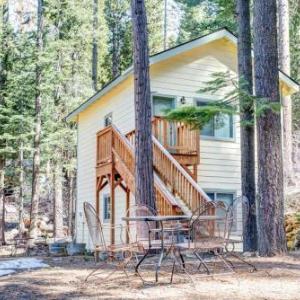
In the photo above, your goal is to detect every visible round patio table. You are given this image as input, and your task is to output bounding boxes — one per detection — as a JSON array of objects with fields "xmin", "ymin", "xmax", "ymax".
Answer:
[{"xmin": 122, "ymin": 215, "xmax": 190, "ymax": 282}]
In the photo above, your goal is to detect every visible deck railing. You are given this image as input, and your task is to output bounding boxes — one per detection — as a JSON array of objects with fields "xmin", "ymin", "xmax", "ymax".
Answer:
[
  {"xmin": 126, "ymin": 116, "xmax": 199, "ymax": 156},
  {"xmin": 125, "ymin": 118, "xmax": 211, "ymax": 213},
  {"xmin": 96, "ymin": 127, "xmax": 112, "ymax": 165},
  {"xmin": 152, "ymin": 136, "xmax": 211, "ymax": 212},
  {"xmin": 96, "ymin": 125, "xmax": 180, "ymax": 215}
]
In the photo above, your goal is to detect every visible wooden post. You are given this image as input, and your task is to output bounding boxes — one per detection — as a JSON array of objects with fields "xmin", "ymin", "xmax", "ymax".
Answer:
[
  {"xmin": 95, "ymin": 178, "xmax": 100, "ymax": 262},
  {"xmin": 193, "ymin": 165, "xmax": 197, "ymax": 181},
  {"xmin": 126, "ymin": 188, "xmax": 130, "ymax": 244},
  {"xmin": 96, "ymin": 178, "xmax": 100, "ymax": 215},
  {"xmin": 110, "ymin": 170, "xmax": 115, "ymax": 245}
]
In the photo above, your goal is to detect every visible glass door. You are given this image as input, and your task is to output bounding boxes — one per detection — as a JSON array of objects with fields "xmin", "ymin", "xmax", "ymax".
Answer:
[{"xmin": 152, "ymin": 95, "xmax": 176, "ymax": 150}]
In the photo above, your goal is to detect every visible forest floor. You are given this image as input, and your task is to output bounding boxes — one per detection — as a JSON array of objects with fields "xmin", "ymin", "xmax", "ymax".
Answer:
[{"xmin": 0, "ymin": 253, "xmax": 300, "ymax": 300}]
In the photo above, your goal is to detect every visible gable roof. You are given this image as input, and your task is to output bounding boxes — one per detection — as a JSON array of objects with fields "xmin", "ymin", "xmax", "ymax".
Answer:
[{"xmin": 66, "ymin": 27, "xmax": 299, "ymax": 122}]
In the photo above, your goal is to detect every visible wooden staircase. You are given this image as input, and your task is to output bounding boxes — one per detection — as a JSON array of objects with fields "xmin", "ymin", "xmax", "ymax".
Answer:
[{"xmin": 95, "ymin": 117, "xmax": 211, "ymax": 218}]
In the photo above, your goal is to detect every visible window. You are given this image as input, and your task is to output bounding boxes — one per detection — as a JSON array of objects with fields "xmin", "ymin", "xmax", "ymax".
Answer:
[
  {"xmin": 206, "ymin": 191, "xmax": 236, "ymax": 230},
  {"xmin": 196, "ymin": 100, "xmax": 233, "ymax": 139},
  {"xmin": 104, "ymin": 113, "xmax": 112, "ymax": 127},
  {"xmin": 152, "ymin": 95, "xmax": 175, "ymax": 116},
  {"xmin": 206, "ymin": 192, "xmax": 234, "ymax": 207},
  {"xmin": 103, "ymin": 194, "xmax": 111, "ymax": 221}
]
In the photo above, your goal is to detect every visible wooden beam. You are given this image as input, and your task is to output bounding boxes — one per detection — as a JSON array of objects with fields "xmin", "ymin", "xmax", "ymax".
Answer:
[
  {"xmin": 99, "ymin": 180, "xmax": 108, "ymax": 191},
  {"xmin": 126, "ymin": 188, "xmax": 130, "ymax": 244},
  {"xmin": 110, "ymin": 167, "xmax": 115, "ymax": 245},
  {"xmin": 97, "ymin": 175, "xmax": 104, "ymax": 192},
  {"xmin": 95, "ymin": 177, "xmax": 100, "ymax": 262},
  {"xmin": 115, "ymin": 178, "xmax": 127, "ymax": 192}
]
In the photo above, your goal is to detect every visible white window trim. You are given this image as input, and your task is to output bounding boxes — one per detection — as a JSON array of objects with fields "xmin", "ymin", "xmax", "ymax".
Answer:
[{"xmin": 194, "ymin": 98, "xmax": 236, "ymax": 142}]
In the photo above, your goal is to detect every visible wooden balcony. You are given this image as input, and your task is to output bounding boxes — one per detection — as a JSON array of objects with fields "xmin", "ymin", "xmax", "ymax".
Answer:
[{"xmin": 126, "ymin": 116, "xmax": 200, "ymax": 166}]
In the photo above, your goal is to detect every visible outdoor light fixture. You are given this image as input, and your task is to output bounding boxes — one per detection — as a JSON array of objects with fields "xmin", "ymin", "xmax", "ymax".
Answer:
[{"xmin": 180, "ymin": 96, "xmax": 186, "ymax": 104}]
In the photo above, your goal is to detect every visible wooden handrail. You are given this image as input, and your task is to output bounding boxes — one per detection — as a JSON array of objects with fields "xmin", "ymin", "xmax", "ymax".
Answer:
[
  {"xmin": 125, "ymin": 118, "xmax": 211, "ymax": 213},
  {"xmin": 152, "ymin": 136, "xmax": 211, "ymax": 212},
  {"xmin": 126, "ymin": 116, "xmax": 199, "ymax": 158},
  {"xmin": 97, "ymin": 125, "xmax": 180, "ymax": 215}
]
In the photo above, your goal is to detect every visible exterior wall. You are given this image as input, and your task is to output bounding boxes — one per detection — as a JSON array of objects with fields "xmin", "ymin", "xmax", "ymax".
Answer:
[
  {"xmin": 75, "ymin": 77, "xmax": 135, "ymax": 246},
  {"xmin": 75, "ymin": 39, "xmax": 243, "ymax": 246},
  {"xmin": 150, "ymin": 39, "xmax": 241, "ymax": 194}
]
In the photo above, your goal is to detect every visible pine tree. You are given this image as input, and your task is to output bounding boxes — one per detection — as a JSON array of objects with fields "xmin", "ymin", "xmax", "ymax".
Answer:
[
  {"xmin": 29, "ymin": 0, "xmax": 44, "ymax": 242},
  {"xmin": 253, "ymin": 0, "xmax": 287, "ymax": 256},
  {"xmin": 236, "ymin": 0, "xmax": 257, "ymax": 251},
  {"xmin": 176, "ymin": 0, "xmax": 236, "ymax": 43},
  {"xmin": 131, "ymin": 0, "xmax": 155, "ymax": 210},
  {"xmin": 105, "ymin": 0, "xmax": 131, "ymax": 78},
  {"xmin": 0, "ymin": 0, "xmax": 9, "ymax": 244}
]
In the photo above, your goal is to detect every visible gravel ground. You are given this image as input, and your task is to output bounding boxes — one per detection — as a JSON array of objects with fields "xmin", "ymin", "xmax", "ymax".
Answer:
[{"xmin": 0, "ymin": 254, "xmax": 299, "ymax": 300}]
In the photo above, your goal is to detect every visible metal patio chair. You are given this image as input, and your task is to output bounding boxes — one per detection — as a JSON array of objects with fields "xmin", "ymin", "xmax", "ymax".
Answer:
[
  {"xmin": 223, "ymin": 196, "xmax": 257, "ymax": 272},
  {"xmin": 83, "ymin": 202, "xmax": 132, "ymax": 282},
  {"xmin": 124, "ymin": 204, "xmax": 176, "ymax": 282},
  {"xmin": 171, "ymin": 201, "xmax": 234, "ymax": 281}
]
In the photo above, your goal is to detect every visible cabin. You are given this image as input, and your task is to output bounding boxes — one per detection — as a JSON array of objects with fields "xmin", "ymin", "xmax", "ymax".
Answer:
[{"xmin": 67, "ymin": 28, "xmax": 299, "ymax": 249}]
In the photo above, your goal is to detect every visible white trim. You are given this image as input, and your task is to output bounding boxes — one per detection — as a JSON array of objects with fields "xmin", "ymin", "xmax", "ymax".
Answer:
[{"xmin": 66, "ymin": 28, "xmax": 298, "ymax": 122}]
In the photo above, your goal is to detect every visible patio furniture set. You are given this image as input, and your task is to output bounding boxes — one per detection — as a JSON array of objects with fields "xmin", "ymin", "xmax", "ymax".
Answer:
[{"xmin": 83, "ymin": 197, "xmax": 256, "ymax": 285}]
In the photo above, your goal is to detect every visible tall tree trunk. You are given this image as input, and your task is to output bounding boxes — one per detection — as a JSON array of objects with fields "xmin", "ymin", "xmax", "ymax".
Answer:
[
  {"xmin": 18, "ymin": 144, "xmax": 25, "ymax": 236},
  {"xmin": 163, "ymin": 0, "xmax": 167, "ymax": 50},
  {"xmin": 29, "ymin": 0, "xmax": 44, "ymax": 242},
  {"xmin": 278, "ymin": 0, "xmax": 293, "ymax": 187},
  {"xmin": 53, "ymin": 162, "xmax": 64, "ymax": 239},
  {"xmin": 0, "ymin": 159, "xmax": 5, "ymax": 245},
  {"xmin": 67, "ymin": 173, "xmax": 75, "ymax": 237},
  {"xmin": 112, "ymin": 26, "xmax": 120, "ymax": 78},
  {"xmin": 0, "ymin": 2, "xmax": 8, "ymax": 245},
  {"xmin": 253, "ymin": 0, "xmax": 287, "ymax": 256},
  {"xmin": 236, "ymin": 0, "xmax": 257, "ymax": 251},
  {"xmin": 131, "ymin": 0, "xmax": 156, "ymax": 211},
  {"xmin": 92, "ymin": 0, "xmax": 98, "ymax": 91}
]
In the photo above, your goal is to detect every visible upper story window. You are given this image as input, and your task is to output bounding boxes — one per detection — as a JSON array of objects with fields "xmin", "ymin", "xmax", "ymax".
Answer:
[
  {"xmin": 103, "ymin": 194, "xmax": 111, "ymax": 221},
  {"xmin": 104, "ymin": 113, "xmax": 112, "ymax": 127},
  {"xmin": 152, "ymin": 95, "xmax": 175, "ymax": 117},
  {"xmin": 196, "ymin": 100, "xmax": 234, "ymax": 139}
]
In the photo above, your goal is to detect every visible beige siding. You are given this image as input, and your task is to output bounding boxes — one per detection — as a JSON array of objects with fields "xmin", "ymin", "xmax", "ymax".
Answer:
[
  {"xmin": 150, "ymin": 40, "xmax": 242, "ymax": 196},
  {"xmin": 76, "ymin": 39, "xmax": 243, "ymax": 246},
  {"xmin": 75, "ymin": 79, "xmax": 135, "ymax": 246}
]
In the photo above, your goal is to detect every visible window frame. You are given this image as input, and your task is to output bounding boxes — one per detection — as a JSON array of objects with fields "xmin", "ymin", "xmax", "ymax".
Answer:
[
  {"xmin": 205, "ymin": 190, "xmax": 238, "ymax": 231},
  {"xmin": 151, "ymin": 93, "xmax": 177, "ymax": 117},
  {"xmin": 103, "ymin": 193, "xmax": 111, "ymax": 222},
  {"xmin": 194, "ymin": 98, "xmax": 236, "ymax": 142}
]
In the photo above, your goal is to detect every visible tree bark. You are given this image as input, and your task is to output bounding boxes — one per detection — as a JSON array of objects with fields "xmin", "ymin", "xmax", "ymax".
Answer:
[
  {"xmin": 18, "ymin": 144, "xmax": 25, "ymax": 236},
  {"xmin": 236, "ymin": 0, "xmax": 257, "ymax": 251},
  {"xmin": 0, "ymin": 159, "xmax": 5, "ymax": 245},
  {"xmin": 67, "ymin": 173, "xmax": 75, "ymax": 237},
  {"xmin": 278, "ymin": 0, "xmax": 293, "ymax": 187},
  {"xmin": 131, "ymin": 0, "xmax": 156, "ymax": 211},
  {"xmin": 253, "ymin": 0, "xmax": 287, "ymax": 256},
  {"xmin": 92, "ymin": 0, "xmax": 99, "ymax": 91},
  {"xmin": 53, "ymin": 162, "xmax": 64, "ymax": 239},
  {"xmin": 0, "ymin": 2, "xmax": 8, "ymax": 245},
  {"xmin": 111, "ymin": 25, "xmax": 120, "ymax": 78},
  {"xmin": 29, "ymin": 0, "xmax": 44, "ymax": 242}
]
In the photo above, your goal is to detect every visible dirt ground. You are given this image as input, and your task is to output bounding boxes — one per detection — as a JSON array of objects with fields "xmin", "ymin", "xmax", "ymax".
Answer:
[{"xmin": 0, "ymin": 253, "xmax": 300, "ymax": 300}]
